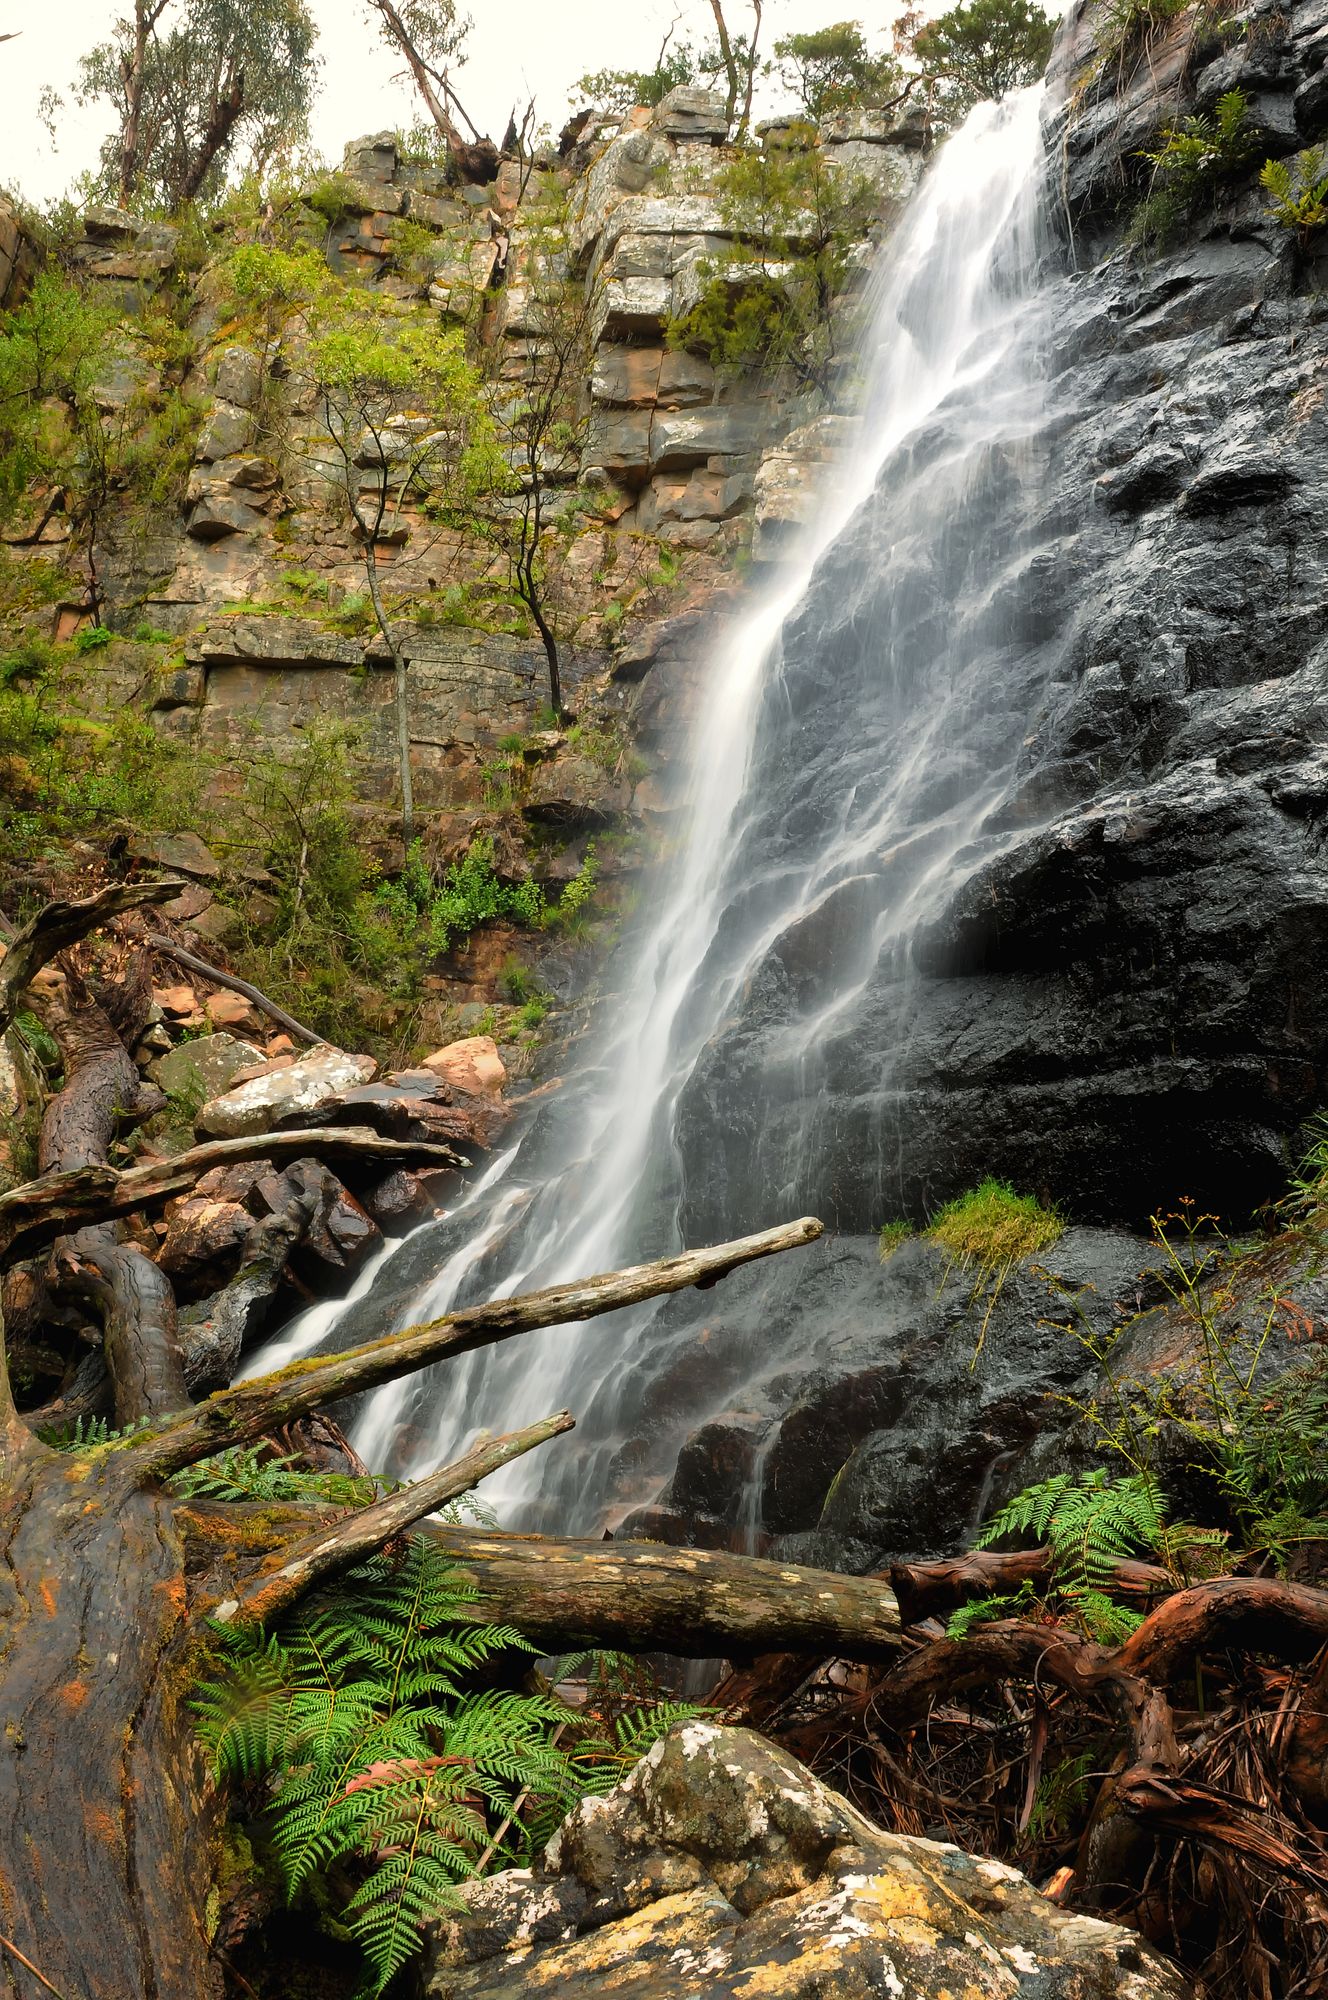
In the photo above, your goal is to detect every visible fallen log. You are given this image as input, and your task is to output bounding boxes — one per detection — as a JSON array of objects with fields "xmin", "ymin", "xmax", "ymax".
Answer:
[
  {"xmin": 0, "ymin": 879, "xmax": 182, "ymax": 1035},
  {"xmin": 415, "ymin": 1524, "xmax": 904, "ymax": 1660},
  {"xmin": 890, "ymin": 1548, "xmax": 1172, "ymax": 1625},
  {"xmin": 144, "ymin": 933, "xmax": 326, "ymax": 1046},
  {"xmin": 219, "ymin": 1412, "xmax": 575, "ymax": 1627},
  {"xmin": 0, "ymin": 1123, "xmax": 469, "ymax": 1261},
  {"xmin": 128, "ymin": 1214, "xmax": 826, "ymax": 1477}
]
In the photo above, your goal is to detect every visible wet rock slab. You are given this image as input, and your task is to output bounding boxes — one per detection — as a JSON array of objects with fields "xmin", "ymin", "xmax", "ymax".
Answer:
[{"xmin": 424, "ymin": 1722, "xmax": 1190, "ymax": 1998}]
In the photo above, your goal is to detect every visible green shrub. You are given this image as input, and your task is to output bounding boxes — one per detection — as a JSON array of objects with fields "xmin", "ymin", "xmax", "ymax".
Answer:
[
  {"xmin": 73, "ymin": 623, "xmax": 113, "ymax": 652},
  {"xmin": 1261, "ymin": 145, "xmax": 1328, "ymax": 245},
  {"xmin": 877, "ymin": 1218, "xmax": 912, "ymax": 1262},
  {"xmin": 1132, "ymin": 88, "xmax": 1253, "ymax": 245}
]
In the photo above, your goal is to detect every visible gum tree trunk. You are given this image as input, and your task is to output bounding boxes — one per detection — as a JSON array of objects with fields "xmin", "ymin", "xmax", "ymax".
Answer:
[{"xmin": 0, "ymin": 1445, "xmax": 220, "ymax": 2000}]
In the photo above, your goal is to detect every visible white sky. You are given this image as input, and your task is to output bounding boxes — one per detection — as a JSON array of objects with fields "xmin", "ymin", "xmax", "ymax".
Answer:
[{"xmin": 0, "ymin": 1, "xmax": 887, "ymax": 207}]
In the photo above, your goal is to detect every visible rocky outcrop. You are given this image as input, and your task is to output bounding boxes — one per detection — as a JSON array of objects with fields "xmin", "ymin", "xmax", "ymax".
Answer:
[{"xmin": 425, "ymin": 1722, "xmax": 1190, "ymax": 1998}]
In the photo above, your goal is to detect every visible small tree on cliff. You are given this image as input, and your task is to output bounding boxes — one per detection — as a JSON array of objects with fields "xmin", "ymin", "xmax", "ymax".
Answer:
[
  {"xmin": 307, "ymin": 308, "xmax": 501, "ymax": 845},
  {"xmin": 771, "ymin": 21, "xmax": 902, "ymax": 119},
  {"xmin": 478, "ymin": 198, "xmax": 600, "ymax": 723},
  {"xmin": 365, "ymin": 0, "xmax": 500, "ymax": 180}
]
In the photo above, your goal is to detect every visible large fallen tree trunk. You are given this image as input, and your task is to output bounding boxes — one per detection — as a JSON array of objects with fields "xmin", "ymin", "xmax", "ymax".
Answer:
[
  {"xmin": 410, "ymin": 1524, "xmax": 905, "ymax": 1660},
  {"xmin": 0, "ymin": 1206, "xmax": 823, "ymax": 2000}
]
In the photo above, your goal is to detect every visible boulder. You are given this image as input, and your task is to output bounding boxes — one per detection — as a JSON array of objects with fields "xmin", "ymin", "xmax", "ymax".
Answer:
[
  {"xmin": 202, "ymin": 990, "xmax": 263, "ymax": 1035},
  {"xmin": 212, "ymin": 346, "xmax": 263, "ymax": 410},
  {"xmin": 186, "ymin": 491, "xmax": 262, "ymax": 541},
  {"xmin": 424, "ymin": 1723, "xmax": 1191, "ymax": 1998},
  {"xmin": 343, "ymin": 131, "xmax": 399, "ymax": 182},
  {"xmin": 196, "ymin": 1048, "xmax": 378, "ymax": 1138},
  {"xmin": 420, "ymin": 1035, "xmax": 507, "ymax": 1099},
  {"xmin": 148, "ymin": 1033, "xmax": 263, "ymax": 1101},
  {"xmin": 126, "ymin": 829, "xmax": 222, "ymax": 879},
  {"xmin": 197, "ymin": 400, "xmax": 254, "ymax": 462},
  {"xmin": 650, "ymin": 406, "xmax": 769, "ymax": 471},
  {"xmin": 650, "ymin": 85, "xmax": 730, "ymax": 142},
  {"xmin": 277, "ymin": 1067, "xmax": 505, "ymax": 1155}
]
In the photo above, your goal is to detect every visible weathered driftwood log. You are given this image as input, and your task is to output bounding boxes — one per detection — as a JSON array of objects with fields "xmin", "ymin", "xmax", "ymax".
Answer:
[
  {"xmin": 0, "ymin": 1208, "xmax": 822, "ymax": 2000},
  {"xmin": 127, "ymin": 1215, "xmax": 825, "ymax": 1478},
  {"xmin": 220, "ymin": 1412, "xmax": 576, "ymax": 1628},
  {"xmin": 0, "ymin": 1123, "xmax": 468, "ymax": 1261},
  {"xmin": 145, "ymin": 932, "xmax": 326, "ymax": 1045},
  {"xmin": 0, "ymin": 879, "xmax": 181, "ymax": 1035},
  {"xmin": 416, "ymin": 1524, "xmax": 905, "ymax": 1660}
]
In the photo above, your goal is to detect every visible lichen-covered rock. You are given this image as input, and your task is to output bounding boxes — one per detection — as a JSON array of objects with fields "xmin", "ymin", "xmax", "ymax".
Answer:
[
  {"xmin": 147, "ymin": 1032, "xmax": 263, "ymax": 1101},
  {"xmin": 423, "ymin": 1724, "xmax": 1191, "ymax": 1998},
  {"xmin": 196, "ymin": 1047, "xmax": 377, "ymax": 1137}
]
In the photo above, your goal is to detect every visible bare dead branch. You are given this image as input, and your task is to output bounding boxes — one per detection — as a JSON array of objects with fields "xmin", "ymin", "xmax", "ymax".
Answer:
[
  {"xmin": 143, "ymin": 935, "xmax": 326, "ymax": 1045},
  {"xmin": 213, "ymin": 1411, "xmax": 575, "ymax": 1628},
  {"xmin": 126, "ymin": 1216, "xmax": 825, "ymax": 1478},
  {"xmin": 0, "ymin": 1124, "xmax": 467, "ymax": 1264}
]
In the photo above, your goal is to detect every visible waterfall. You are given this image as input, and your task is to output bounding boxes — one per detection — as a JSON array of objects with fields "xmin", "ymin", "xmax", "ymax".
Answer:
[{"xmin": 244, "ymin": 85, "xmax": 1058, "ymax": 1531}]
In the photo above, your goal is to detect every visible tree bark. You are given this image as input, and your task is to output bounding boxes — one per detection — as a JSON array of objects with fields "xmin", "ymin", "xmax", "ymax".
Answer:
[
  {"xmin": 889, "ymin": 1547, "xmax": 1172, "ymax": 1625},
  {"xmin": 416, "ymin": 1523, "xmax": 904, "ymax": 1659},
  {"xmin": 0, "ymin": 1446, "xmax": 222, "ymax": 2000}
]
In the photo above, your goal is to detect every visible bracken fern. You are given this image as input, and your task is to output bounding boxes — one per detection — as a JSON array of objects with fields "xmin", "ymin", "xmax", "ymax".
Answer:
[{"xmin": 195, "ymin": 1537, "xmax": 575, "ymax": 1994}]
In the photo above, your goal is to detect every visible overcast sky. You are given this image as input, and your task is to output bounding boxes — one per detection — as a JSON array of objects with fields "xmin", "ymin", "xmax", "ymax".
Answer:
[{"xmin": 0, "ymin": 1, "xmax": 882, "ymax": 206}]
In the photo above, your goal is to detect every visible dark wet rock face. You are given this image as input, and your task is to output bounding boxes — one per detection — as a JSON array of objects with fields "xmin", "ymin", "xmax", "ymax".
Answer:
[
  {"xmin": 422, "ymin": 1723, "xmax": 1192, "ymax": 1998},
  {"xmin": 669, "ymin": 117, "xmax": 1328, "ymax": 1236},
  {"xmin": 616, "ymin": 1228, "xmax": 1154, "ymax": 1567}
]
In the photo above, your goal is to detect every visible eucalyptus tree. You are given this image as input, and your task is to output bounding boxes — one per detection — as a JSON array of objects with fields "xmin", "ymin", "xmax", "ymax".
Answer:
[{"xmin": 62, "ymin": 0, "xmax": 320, "ymax": 212}]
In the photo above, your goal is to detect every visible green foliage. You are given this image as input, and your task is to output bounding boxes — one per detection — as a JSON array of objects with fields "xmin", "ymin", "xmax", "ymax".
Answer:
[
  {"xmin": 0, "ymin": 687, "xmax": 206, "ymax": 865},
  {"xmin": 576, "ymin": 43, "xmax": 699, "ymax": 111},
  {"xmin": 667, "ymin": 142, "xmax": 875, "ymax": 401},
  {"xmin": 911, "ymin": 0, "xmax": 1056, "ymax": 117},
  {"xmin": 168, "ymin": 1444, "xmax": 380, "ymax": 1505},
  {"xmin": 1134, "ymin": 89, "xmax": 1254, "ymax": 245},
  {"xmin": 771, "ymin": 22, "xmax": 901, "ymax": 118},
  {"xmin": 1022, "ymin": 1749, "xmax": 1096, "ymax": 1849},
  {"xmin": 39, "ymin": 1412, "xmax": 153, "ymax": 1449},
  {"xmin": 877, "ymin": 1218, "xmax": 912, "ymax": 1261},
  {"xmin": 62, "ymin": 0, "xmax": 320, "ymax": 214},
  {"xmin": 0, "ymin": 271, "xmax": 122, "ymax": 530},
  {"xmin": 73, "ymin": 624, "xmax": 113, "ymax": 653},
  {"xmin": 1260, "ymin": 145, "xmax": 1328, "ymax": 244},
  {"xmin": 945, "ymin": 1579, "xmax": 1037, "ymax": 1637},
  {"xmin": 1096, "ymin": 0, "xmax": 1191, "ymax": 69},
  {"xmin": 978, "ymin": 1468, "xmax": 1164, "ymax": 1617},
  {"xmin": 419, "ymin": 835, "xmax": 544, "ymax": 954},
  {"xmin": 927, "ymin": 1177, "xmax": 1063, "ymax": 1358},
  {"xmin": 195, "ymin": 1537, "xmax": 574, "ymax": 1994}
]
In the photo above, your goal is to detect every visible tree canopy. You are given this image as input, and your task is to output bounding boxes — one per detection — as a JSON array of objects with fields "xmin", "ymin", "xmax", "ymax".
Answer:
[
  {"xmin": 770, "ymin": 21, "xmax": 903, "ymax": 121},
  {"xmin": 911, "ymin": 0, "xmax": 1056, "ymax": 116},
  {"xmin": 67, "ymin": 0, "xmax": 320, "ymax": 212}
]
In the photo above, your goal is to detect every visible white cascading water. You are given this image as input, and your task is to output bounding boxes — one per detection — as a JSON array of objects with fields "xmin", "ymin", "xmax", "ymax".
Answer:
[{"xmin": 245, "ymin": 85, "xmax": 1056, "ymax": 1527}]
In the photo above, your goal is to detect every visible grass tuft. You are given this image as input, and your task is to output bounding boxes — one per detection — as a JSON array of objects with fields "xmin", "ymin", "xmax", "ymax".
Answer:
[{"xmin": 927, "ymin": 1177, "xmax": 1063, "ymax": 1361}]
